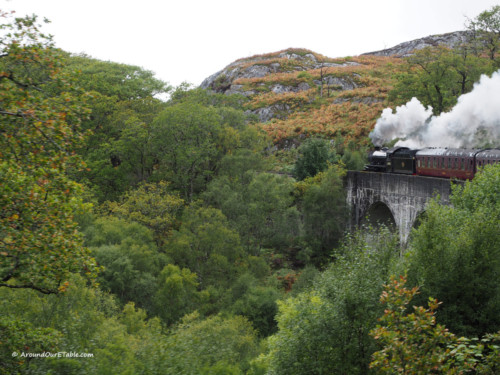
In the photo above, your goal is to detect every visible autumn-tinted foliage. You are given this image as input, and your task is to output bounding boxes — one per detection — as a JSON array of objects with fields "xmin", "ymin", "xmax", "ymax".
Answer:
[
  {"xmin": 370, "ymin": 275, "xmax": 500, "ymax": 374},
  {"xmin": 0, "ymin": 11, "xmax": 98, "ymax": 294}
]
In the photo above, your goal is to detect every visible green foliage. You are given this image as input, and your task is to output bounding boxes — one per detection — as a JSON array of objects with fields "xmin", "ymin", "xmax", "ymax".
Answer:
[
  {"xmin": 8, "ymin": 5, "xmax": 500, "ymax": 374},
  {"xmin": 0, "ymin": 275, "xmax": 142, "ymax": 374},
  {"xmin": 65, "ymin": 54, "xmax": 170, "ymax": 100},
  {"xmin": 389, "ymin": 45, "xmax": 493, "ymax": 114},
  {"xmin": 204, "ymin": 160, "xmax": 300, "ymax": 256},
  {"xmin": 151, "ymin": 102, "xmax": 239, "ymax": 200},
  {"xmin": 166, "ymin": 205, "xmax": 244, "ymax": 290},
  {"xmin": 105, "ymin": 181, "xmax": 185, "ymax": 247},
  {"xmin": 264, "ymin": 229, "xmax": 399, "ymax": 374},
  {"xmin": 65, "ymin": 55, "xmax": 170, "ymax": 201},
  {"xmin": 84, "ymin": 216, "xmax": 162, "ymax": 311},
  {"xmin": 169, "ymin": 84, "xmax": 247, "ymax": 111},
  {"xmin": 163, "ymin": 313, "xmax": 259, "ymax": 374},
  {"xmin": 407, "ymin": 163, "xmax": 500, "ymax": 337},
  {"xmin": 370, "ymin": 275, "xmax": 500, "ymax": 374},
  {"xmin": 153, "ymin": 264, "xmax": 207, "ymax": 326},
  {"xmin": 341, "ymin": 142, "xmax": 368, "ymax": 171},
  {"xmin": 467, "ymin": 5, "xmax": 500, "ymax": 63},
  {"xmin": 293, "ymin": 137, "xmax": 338, "ymax": 180},
  {"xmin": 231, "ymin": 274, "xmax": 280, "ymax": 337},
  {"xmin": 296, "ymin": 165, "xmax": 348, "ymax": 266},
  {"xmin": 0, "ymin": 11, "xmax": 98, "ymax": 294},
  {"xmin": 0, "ymin": 315, "xmax": 60, "ymax": 375}
]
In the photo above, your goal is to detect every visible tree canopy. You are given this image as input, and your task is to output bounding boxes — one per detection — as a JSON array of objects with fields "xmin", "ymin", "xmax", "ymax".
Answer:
[{"xmin": 0, "ymin": 11, "xmax": 98, "ymax": 294}]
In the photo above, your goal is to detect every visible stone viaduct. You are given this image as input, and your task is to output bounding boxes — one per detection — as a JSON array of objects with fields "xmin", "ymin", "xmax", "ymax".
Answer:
[{"xmin": 346, "ymin": 171, "xmax": 463, "ymax": 244}]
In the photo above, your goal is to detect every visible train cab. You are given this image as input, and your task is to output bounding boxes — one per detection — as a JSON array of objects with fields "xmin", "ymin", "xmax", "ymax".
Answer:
[
  {"xmin": 386, "ymin": 147, "xmax": 418, "ymax": 174},
  {"xmin": 364, "ymin": 147, "xmax": 388, "ymax": 172}
]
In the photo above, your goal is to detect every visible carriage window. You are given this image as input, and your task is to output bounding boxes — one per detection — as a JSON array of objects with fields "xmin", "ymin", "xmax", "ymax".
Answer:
[
  {"xmin": 462, "ymin": 159, "xmax": 465, "ymax": 170},
  {"xmin": 418, "ymin": 159, "xmax": 421, "ymax": 167},
  {"xmin": 433, "ymin": 158, "xmax": 437, "ymax": 168}
]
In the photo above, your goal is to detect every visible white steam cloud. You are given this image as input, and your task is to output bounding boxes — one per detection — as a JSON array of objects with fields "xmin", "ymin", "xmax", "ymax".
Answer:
[{"xmin": 370, "ymin": 70, "xmax": 500, "ymax": 148}]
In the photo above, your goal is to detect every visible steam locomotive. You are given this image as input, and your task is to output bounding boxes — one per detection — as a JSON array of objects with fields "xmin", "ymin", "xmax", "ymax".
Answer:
[{"xmin": 365, "ymin": 147, "xmax": 500, "ymax": 179}]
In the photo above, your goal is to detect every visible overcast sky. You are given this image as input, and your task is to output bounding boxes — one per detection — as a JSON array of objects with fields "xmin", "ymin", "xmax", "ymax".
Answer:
[{"xmin": 3, "ymin": 0, "xmax": 500, "ymax": 87}]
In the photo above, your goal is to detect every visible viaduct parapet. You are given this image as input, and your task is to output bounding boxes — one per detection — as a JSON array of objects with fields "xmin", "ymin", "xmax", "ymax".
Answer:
[{"xmin": 346, "ymin": 171, "xmax": 463, "ymax": 244}]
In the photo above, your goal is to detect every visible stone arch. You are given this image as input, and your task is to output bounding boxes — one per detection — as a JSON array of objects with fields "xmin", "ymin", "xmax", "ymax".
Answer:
[{"xmin": 361, "ymin": 201, "xmax": 397, "ymax": 231}]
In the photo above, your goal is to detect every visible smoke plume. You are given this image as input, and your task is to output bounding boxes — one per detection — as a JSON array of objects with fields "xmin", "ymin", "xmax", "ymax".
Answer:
[{"xmin": 369, "ymin": 70, "xmax": 500, "ymax": 148}]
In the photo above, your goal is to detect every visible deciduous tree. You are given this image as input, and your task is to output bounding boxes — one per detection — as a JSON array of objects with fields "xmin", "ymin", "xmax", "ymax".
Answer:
[
  {"xmin": 407, "ymin": 163, "xmax": 500, "ymax": 337},
  {"xmin": 0, "ymin": 10, "xmax": 98, "ymax": 294}
]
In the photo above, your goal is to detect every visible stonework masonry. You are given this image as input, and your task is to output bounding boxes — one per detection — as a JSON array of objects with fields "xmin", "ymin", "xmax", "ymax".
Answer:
[{"xmin": 346, "ymin": 171, "xmax": 464, "ymax": 244}]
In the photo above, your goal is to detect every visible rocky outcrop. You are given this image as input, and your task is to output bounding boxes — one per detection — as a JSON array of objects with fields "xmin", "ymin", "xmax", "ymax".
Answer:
[
  {"xmin": 249, "ymin": 103, "xmax": 291, "ymax": 123},
  {"xmin": 363, "ymin": 30, "xmax": 472, "ymax": 57},
  {"xmin": 200, "ymin": 48, "xmax": 359, "ymax": 95}
]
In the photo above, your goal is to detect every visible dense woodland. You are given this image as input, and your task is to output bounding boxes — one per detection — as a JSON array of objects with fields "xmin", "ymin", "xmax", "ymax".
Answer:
[{"xmin": 1, "ymin": 5, "xmax": 500, "ymax": 374}]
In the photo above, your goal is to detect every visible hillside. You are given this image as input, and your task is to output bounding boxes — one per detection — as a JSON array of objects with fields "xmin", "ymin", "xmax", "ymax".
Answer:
[{"xmin": 200, "ymin": 31, "xmax": 471, "ymax": 148}]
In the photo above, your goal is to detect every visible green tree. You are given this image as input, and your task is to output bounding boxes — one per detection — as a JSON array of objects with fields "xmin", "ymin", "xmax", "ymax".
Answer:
[
  {"xmin": 163, "ymin": 312, "xmax": 259, "ymax": 374},
  {"xmin": 168, "ymin": 84, "xmax": 248, "ymax": 114},
  {"xmin": 84, "ymin": 216, "xmax": 162, "ymax": 311},
  {"xmin": 166, "ymin": 205, "xmax": 245, "ymax": 289},
  {"xmin": 231, "ymin": 273, "xmax": 280, "ymax": 337},
  {"xmin": 0, "ymin": 315, "xmax": 60, "ymax": 375},
  {"xmin": 0, "ymin": 275, "xmax": 170, "ymax": 375},
  {"xmin": 205, "ymin": 171, "xmax": 300, "ymax": 256},
  {"xmin": 407, "ymin": 163, "xmax": 500, "ymax": 337},
  {"xmin": 153, "ymin": 264, "xmax": 206, "ymax": 326},
  {"xmin": 65, "ymin": 54, "xmax": 170, "ymax": 100},
  {"xmin": 294, "ymin": 137, "xmax": 338, "ymax": 180},
  {"xmin": 390, "ymin": 47, "xmax": 461, "ymax": 114},
  {"xmin": 0, "ymin": 11, "xmax": 98, "ymax": 294},
  {"xmin": 467, "ymin": 5, "xmax": 500, "ymax": 63},
  {"xmin": 151, "ymin": 102, "xmax": 239, "ymax": 200},
  {"xmin": 66, "ymin": 56, "xmax": 170, "ymax": 201},
  {"xmin": 263, "ymin": 229, "xmax": 399, "ymax": 374},
  {"xmin": 105, "ymin": 181, "xmax": 185, "ymax": 247},
  {"xmin": 370, "ymin": 275, "xmax": 500, "ymax": 374},
  {"xmin": 389, "ymin": 45, "xmax": 491, "ymax": 114},
  {"xmin": 297, "ymin": 165, "xmax": 348, "ymax": 266}
]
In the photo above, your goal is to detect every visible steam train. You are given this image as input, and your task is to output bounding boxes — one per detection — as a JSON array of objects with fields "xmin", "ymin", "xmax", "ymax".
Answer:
[{"xmin": 365, "ymin": 147, "xmax": 500, "ymax": 180}]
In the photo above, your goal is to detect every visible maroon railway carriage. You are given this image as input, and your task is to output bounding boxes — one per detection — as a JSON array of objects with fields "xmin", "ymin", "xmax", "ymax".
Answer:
[
  {"xmin": 416, "ymin": 148, "xmax": 476, "ymax": 179},
  {"xmin": 476, "ymin": 149, "xmax": 500, "ymax": 169},
  {"xmin": 415, "ymin": 148, "xmax": 500, "ymax": 179}
]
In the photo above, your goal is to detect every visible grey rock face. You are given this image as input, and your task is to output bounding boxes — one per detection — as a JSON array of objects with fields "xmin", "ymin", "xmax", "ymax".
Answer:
[
  {"xmin": 363, "ymin": 31, "xmax": 472, "ymax": 57},
  {"xmin": 313, "ymin": 76, "xmax": 358, "ymax": 91},
  {"xmin": 270, "ymin": 82, "xmax": 312, "ymax": 94},
  {"xmin": 250, "ymin": 103, "xmax": 291, "ymax": 123}
]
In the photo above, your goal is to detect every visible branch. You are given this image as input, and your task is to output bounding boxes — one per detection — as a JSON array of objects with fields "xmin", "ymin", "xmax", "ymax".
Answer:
[{"xmin": 0, "ymin": 282, "xmax": 57, "ymax": 294}]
